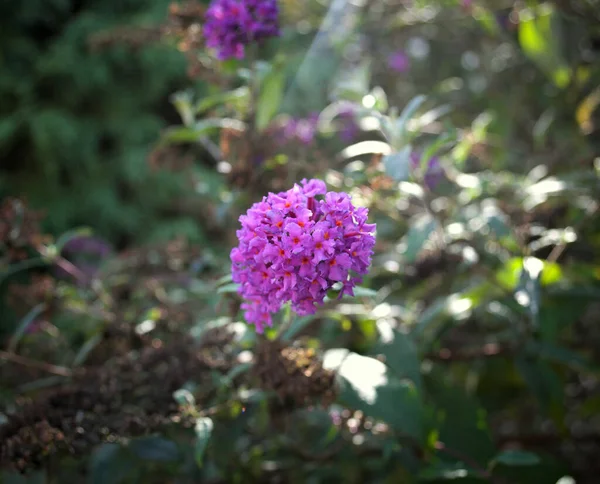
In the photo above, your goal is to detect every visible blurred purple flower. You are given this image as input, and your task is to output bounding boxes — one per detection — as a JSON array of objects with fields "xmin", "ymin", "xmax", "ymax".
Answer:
[
  {"xmin": 337, "ymin": 105, "xmax": 360, "ymax": 143},
  {"xmin": 274, "ymin": 113, "xmax": 320, "ymax": 147},
  {"xmin": 387, "ymin": 51, "xmax": 410, "ymax": 73},
  {"xmin": 203, "ymin": 0, "xmax": 280, "ymax": 60},
  {"xmin": 56, "ymin": 235, "xmax": 112, "ymax": 282},
  {"xmin": 410, "ymin": 151, "xmax": 444, "ymax": 190}
]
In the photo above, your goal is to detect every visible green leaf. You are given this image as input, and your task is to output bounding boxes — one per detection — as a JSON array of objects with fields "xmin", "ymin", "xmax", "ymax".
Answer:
[
  {"xmin": 418, "ymin": 461, "xmax": 477, "ymax": 481},
  {"xmin": 527, "ymin": 340, "xmax": 597, "ymax": 372},
  {"xmin": 419, "ymin": 131, "xmax": 457, "ymax": 174},
  {"xmin": 195, "ymin": 87, "xmax": 249, "ymax": 115},
  {"xmin": 281, "ymin": 314, "xmax": 318, "ymax": 341},
  {"xmin": 162, "ymin": 118, "xmax": 245, "ymax": 144},
  {"xmin": 128, "ymin": 436, "xmax": 180, "ymax": 463},
  {"xmin": 256, "ymin": 65, "xmax": 285, "ymax": 131},
  {"xmin": 515, "ymin": 357, "xmax": 563, "ymax": 414},
  {"xmin": 492, "ymin": 450, "xmax": 541, "ymax": 467},
  {"xmin": 8, "ymin": 303, "xmax": 46, "ymax": 352},
  {"xmin": 173, "ymin": 388, "xmax": 195, "ymax": 406},
  {"xmin": 383, "ymin": 146, "xmax": 412, "ymax": 182},
  {"xmin": 352, "ymin": 286, "xmax": 378, "ymax": 298},
  {"xmin": 518, "ymin": 5, "xmax": 570, "ymax": 88},
  {"xmin": 515, "ymin": 257, "xmax": 543, "ymax": 327},
  {"xmin": 371, "ymin": 321, "xmax": 422, "ymax": 392},
  {"xmin": 89, "ymin": 443, "xmax": 135, "ymax": 484},
  {"xmin": 425, "ymin": 371, "xmax": 495, "ymax": 466},
  {"xmin": 54, "ymin": 227, "xmax": 94, "ymax": 252},
  {"xmin": 394, "ymin": 95, "xmax": 427, "ymax": 146},
  {"xmin": 323, "ymin": 350, "xmax": 424, "ymax": 442},
  {"xmin": 194, "ymin": 417, "xmax": 214, "ymax": 468},
  {"xmin": 216, "ymin": 273, "xmax": 233, "ymax": 286},
  {"xmin": 72, "ymin": 333, "xmax": 103, "ymax": 367},
  {"xmin": 402, "ymin": 213, "xmax": 437, "ymax": 263},
  {"xmin": 217, "ymin": 283, "xmax": 240, "ymax": 294}
]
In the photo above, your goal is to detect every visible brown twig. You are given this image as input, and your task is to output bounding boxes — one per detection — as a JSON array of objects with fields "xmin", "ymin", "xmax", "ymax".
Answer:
[
  {"xmin": 0, "ymin": 350, "xmax": 73, "ymax": 377},
  {"xmin": 425, "ymin": 343, "xmax": 515, "ymax": 362}
]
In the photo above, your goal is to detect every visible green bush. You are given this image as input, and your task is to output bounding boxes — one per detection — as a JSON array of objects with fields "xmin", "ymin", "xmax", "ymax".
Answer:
[{"xmin": 0, "ymin": 0, "xmax": 205, "ymax": 245}]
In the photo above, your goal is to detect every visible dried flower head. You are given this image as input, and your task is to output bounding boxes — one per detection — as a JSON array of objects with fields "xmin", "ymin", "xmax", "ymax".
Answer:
[
  {"xmin": 254, "ymin": 340, "xmax": 336, "ymax": 408},
  {"xmin": 203, "ymin": 0, "xmax": 280, "ymax": 60},
  {"xmin": 230, "ymin": 179, "xmax": 376, "ymax": 332}
]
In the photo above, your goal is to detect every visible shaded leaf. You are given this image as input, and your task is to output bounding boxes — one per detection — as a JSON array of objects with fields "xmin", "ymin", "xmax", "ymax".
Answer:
[
  {"xmin": 89, "ymin": 443, "xmax": 135, "ymax": 484},
  {"xmin": 492, "ymin": 450, "xmax": 541, "ymax": 467},
  {"xmin": 402, "ymin": 213, "xmax": 436, "ymax": 263},
  {"xmin": 128, "ymin": 436, "xmax": 180, "ymax": 463}
]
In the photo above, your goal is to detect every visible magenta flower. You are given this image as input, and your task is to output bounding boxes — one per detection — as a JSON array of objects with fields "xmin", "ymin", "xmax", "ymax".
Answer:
[
  {"xmin": 387, "ymin": 51, "xmax": 410, "ymax": 73},
  {"xmin": 231, "ymin": 179, "xmax": 376, "ymax": 332},
  {"xmin": 203, "ymin": 0, "xmax": 280, "ymax": 60}
]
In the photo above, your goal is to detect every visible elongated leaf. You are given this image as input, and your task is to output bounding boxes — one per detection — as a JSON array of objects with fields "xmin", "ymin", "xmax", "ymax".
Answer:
[
  {"xmin": 8, "ymin": 303, "xmax": 46, "ymax": 352},
  {"xmin": 394, "ymin": 95, "xmax": 426, "ymax": 145},
  {"xmin": 162, "ymin": 119, "xmax": 245, "ymax": 144},
  {"xmin": 54, "ymin": 227, "xmax": 94, "ymax": 252},
  {"xmin": 195, "ymin": 87, "xmax": 249, "ymax": 114},
  {"xmin": 73, "ymin": 333, "xmax": 103, "ymax": 367},
  {"xmin": 217, "ymin": 283, "xmax": 240, "ymax": 294},
  {"xmin": 281, "ymin": 314, "xmax": 318, "ymax": 341},
  {"xmin": 256, "ymin": 66, "xmax": 285, "ymax": 131},
  {"xmin": 195, "ymin": 417, "xmax": 214, "ymax": 468},
  {"xmin": 492, "ymin": 450, "xmax": 541, "ymax": 467}
]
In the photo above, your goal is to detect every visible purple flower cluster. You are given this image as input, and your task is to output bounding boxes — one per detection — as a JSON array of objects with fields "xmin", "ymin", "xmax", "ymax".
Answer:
[
  {"xmin": 203, "ymin": 0, "xmax": 280, "ymax": 60},
  {"xmin": 272, "ymin": 113, "xmax": 320, "ymax": 147},
  {"xmin": 410, "ymin": 151, "xmax": 444, "ymax": 190},
  {"xmin": 231, "ymin": 179, "xmax": 376, "ymax": 332}
]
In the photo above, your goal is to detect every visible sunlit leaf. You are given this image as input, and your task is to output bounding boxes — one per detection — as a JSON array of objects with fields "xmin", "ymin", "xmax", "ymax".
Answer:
[
  {"xmin": 383, "ymin": 145, "xmax": 412, "ymax": 182},
  {"xmin": 518, "ymin": 5, "xmax": 571, "ymax": 88},
  {"xmin": 323, "ymin": 349, "xmax": 424, "ymax": 441},
  {"xmin": 195, "ymin": 417, "xmax": 214, "ymax": 468},
  {"xmin": 217, "ymin": 283, "xmax": 240, "ymax": 294}
]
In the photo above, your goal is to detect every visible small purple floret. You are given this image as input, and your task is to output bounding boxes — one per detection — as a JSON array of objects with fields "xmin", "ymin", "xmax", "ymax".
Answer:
[
  {"xmin": 230, "ymin": 179, "xmax": 376, "ymax": 332},
  {"xmin": 203, "ymin": 0, "xmax": 280, "ymax": 60}
]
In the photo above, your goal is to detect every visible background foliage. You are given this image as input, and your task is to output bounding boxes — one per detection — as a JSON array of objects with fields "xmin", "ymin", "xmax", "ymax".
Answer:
[{"xmin": 1, "ymin": 0, "xmax": 600, "ymax": 483}]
